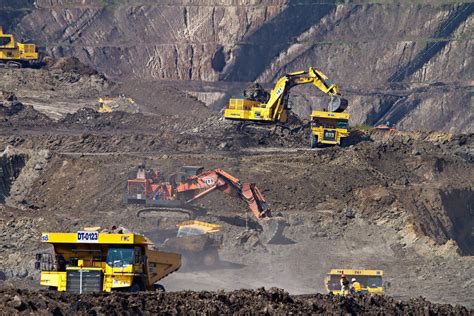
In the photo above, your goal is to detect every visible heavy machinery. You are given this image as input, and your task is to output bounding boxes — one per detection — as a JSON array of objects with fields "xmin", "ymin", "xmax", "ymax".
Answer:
[
  {"xmin": 163, "ymin": 220, "xmax": 223, "ymax": 269},
  {"xmin": 324, "ymin": 269, "xmax": 385, "ymax": 295},
  {"xmin": 125, "ymin": 165, "xmax": 284, "ymax": 243},
  {"xmin": 223, "ymin": 66, "xmax": 349, "ymax": 144},
  {"xmin": 97, "ymin": 96, "xmax": 140, "ymax": 114},
  {"xmin": 35, "ymin": 227, "xmax": 181, "ymax": 293},
  {"xmin": 310, "ymin": 111, "xmax": 350, "ymax": 147},
  {"xmin": 375, "ymin": 122, "xmax": 397, "ymax": 132},
  {"xmin": 0, "ymin": 26, "xmax": 39, "ymax": 68}
]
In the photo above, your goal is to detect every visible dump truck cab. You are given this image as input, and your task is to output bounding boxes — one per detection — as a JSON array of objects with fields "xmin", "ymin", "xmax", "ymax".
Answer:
[
  {"xmin": 324, "ymin": 269, "xmax": 384, "ymax": 295},
  {"xmin": 310, "ymin": 111, "xmax": 350, "ymax": 147},
  {"xmin": 36, "ymin": 229, "xmax": 181, "ymax": 293}
]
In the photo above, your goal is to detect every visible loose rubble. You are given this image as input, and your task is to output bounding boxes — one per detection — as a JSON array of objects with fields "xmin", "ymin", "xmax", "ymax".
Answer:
[{"xmin": 0, "ymin": 287, "xmax": 469, "ymax": 315}]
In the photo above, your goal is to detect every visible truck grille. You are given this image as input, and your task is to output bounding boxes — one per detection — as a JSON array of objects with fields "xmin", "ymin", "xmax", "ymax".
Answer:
[
  {"xmin": 66, "ymin": 269, "xmax": 102, "ymax": 293},
  {"xmin": 323, "ymin": 130, "xmax": 336, "ymax": 141}
]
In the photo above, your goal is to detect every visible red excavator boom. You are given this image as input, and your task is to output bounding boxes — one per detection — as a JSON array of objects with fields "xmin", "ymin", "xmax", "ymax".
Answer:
[
  {"xmin": 175, "ymin": 168, "xmax": 272, "ymax": 219},
  {"xmin": 125, "ymin": 165, "xmax": 283, "ymax": 243}
]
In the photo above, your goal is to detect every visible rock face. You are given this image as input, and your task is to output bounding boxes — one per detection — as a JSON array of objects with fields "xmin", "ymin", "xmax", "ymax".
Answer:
[{"xmin": 3, "ymin": 0, "xmax": 473, "ymax": 132}]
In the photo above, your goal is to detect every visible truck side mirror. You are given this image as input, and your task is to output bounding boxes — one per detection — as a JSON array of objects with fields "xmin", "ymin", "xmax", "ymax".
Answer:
[
  {"xmin": 142, "ymin": 255, "xmax": 147, "ymax": 265},
  {"xmin": 35, "ymin": 261, "xmax": 41, "ymax": 270},
  {"xmin": 35, "ymin": 253, "xmax": 42, "ymax": 261}
]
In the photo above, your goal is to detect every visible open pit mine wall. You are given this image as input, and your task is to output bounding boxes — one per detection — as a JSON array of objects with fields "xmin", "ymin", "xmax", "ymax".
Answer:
[{"xmin": 3, "ymin": 0, "xmax": 474, "ymax": 132}]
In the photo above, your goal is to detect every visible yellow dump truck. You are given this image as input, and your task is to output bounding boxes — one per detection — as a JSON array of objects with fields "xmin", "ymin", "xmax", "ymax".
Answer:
[
  {"xmin": 163, "ymin": 220, "xmax": 222, "ymax": 269},
  {"xmin": 0, "ymin": 26, "xmax": 39, "ymax": 67},
  {"xmin": 310, "ymin": 111, "xmax": 350, "ymax": 147},
  {"xmin": 324, "ymin": 269, "xmax": 384, "ymax": 295},
  {"xmin": 35, "ymin": 229, "xmax": 181, "ymax": 293}
]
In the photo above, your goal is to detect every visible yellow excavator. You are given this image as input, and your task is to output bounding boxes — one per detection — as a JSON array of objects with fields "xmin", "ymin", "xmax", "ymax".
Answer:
[
  {"xmin": 0, "ymin": 26, "xmax": 39, "ymax": 68},
  {"xmin": 224, "ymin": 67, "xmax": 350, "ymax": 146}
]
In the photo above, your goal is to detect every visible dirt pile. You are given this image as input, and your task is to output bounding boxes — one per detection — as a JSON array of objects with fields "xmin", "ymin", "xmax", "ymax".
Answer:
[
  {"xmin": 44, "ymin": 57, "xmax": 99, "ymax": 77},
  {"xmin": 0, "ymin": 57, "xmax": 110, "ymax": 120},
  {"xmin": 0, "ymin": 287, "xmax": 469, "ymax": 315},
  {"xmin": 1, "ymin": 102, "xmax": 52, "ymax": 127},
  {"xmin": 0, "ymin": 91, "xmax": 24, "ymax": 117},
  {"xmin": 112, "ymin": 81, "xmax": 212, "ymax": 118}
]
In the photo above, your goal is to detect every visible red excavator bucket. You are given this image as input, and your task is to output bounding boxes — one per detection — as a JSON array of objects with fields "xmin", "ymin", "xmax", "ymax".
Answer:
[{"xmin": 260, "ymin": 217, "xmax": 287, "ymax": 244}]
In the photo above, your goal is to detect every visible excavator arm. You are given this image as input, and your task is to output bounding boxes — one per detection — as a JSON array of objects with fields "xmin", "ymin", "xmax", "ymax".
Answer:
[{"xmin": 175, "ymin": 169, "xmax": 272, "ymax": 219}]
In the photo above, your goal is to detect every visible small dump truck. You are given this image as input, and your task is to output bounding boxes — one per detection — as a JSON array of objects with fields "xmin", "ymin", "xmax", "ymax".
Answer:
[
  {"xmin": 310, "ymin": 111, "xmax": 350, "ymax": 147},
  {"xmin": 36, "ymin": 228, "xmax": 181, "ymax": 293},
  {"xmin": 163, "ymin": 220, "xmax": 222, "ymax": 269},
  {"xmin": 324, "ymin": 269, "xmax": 384, "ymax": 295}
]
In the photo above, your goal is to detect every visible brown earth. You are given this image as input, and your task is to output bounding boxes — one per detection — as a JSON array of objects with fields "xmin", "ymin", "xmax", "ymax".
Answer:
[
  {"xmin": 0, "ymin": 287, "xmax": 470, "ymax": 315},
  {"xmin": 0, "ymin": 119, "xmax": 473, "ymax": 308}
]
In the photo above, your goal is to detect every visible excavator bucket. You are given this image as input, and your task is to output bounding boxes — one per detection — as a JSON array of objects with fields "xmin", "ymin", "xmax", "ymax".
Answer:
[
  {"xmin": 260, "ymin": 217, "xmax": 286, "ymax": 244},
  {"xmin": 328, "ymin": 96, "xmax": 349, "ymax": 113}
]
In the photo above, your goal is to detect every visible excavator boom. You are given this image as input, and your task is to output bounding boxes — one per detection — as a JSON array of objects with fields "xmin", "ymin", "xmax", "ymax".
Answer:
[{"xmin": 175, "ymin": 168, "xmax": 272, "ymax": 219}]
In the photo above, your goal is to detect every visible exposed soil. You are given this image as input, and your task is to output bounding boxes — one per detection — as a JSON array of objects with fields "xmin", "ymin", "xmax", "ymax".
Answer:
[
  {"xmin": 0, "ymin": 27, "xmax": 472, "ymax": 313},
  {"xmin": 0, "ymin": 287, "xmax": 469, "ymax": 315},
  {"xmin": 0, "ymin": 125, "xmax": 472, "ymax": 308}
]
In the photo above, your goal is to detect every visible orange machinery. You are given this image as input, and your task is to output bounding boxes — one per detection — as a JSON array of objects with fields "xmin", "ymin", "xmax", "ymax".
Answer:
[
  {"xmin": 124, "ymin": 165, "xmax": 283, "ymax": 242},
  {"xmin": 125, "ymin": 165, "xmax": 271, "ymax": 220}
]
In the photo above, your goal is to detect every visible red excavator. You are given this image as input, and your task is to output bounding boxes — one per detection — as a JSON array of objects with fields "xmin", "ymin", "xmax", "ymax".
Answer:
[{"xmin": 124, "ymin": 165, "xmax": 284, "ymax": 243}]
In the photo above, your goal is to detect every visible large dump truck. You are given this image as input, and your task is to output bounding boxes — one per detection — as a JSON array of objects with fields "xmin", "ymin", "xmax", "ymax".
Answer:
[
  {"xmin": 35, "ymin": 228, "xmax": 181, "ymax": 293},
  {"xmin": 324, "ymin": 269, "xmax": 385, "ymax": 295},
  {"xmin": 0, "ymin": 26, "xmax": 39, "ymax": 68}
]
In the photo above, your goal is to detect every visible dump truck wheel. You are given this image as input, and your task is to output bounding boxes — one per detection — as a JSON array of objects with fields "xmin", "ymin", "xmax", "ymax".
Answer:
[
  {"xmin": 129, "ymin": 283, "xmax": 141, "ymax": 292},
  {"xmin": 6, "ymin": 61, "xmax": 21, "ymax": 68},
  {"xmin": 310, "ymin": 135, "xmax": 318, "ymax": 148},
  {"xmin": 202, "ymin": 250, "xmax": 218, "ymax": 267},
  {"xmin": 154, "ymin": 284, "xmax": 166, "ymax": 292},
  {"xmin": 129, "ymin": 279, "xmax": 145, "ymax": 292}
]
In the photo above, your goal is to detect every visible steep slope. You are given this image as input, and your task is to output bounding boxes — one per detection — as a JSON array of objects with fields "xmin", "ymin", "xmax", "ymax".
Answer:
[{"xmin": 2, "ymin": 0, "xmax": 473, "ymax": 131}]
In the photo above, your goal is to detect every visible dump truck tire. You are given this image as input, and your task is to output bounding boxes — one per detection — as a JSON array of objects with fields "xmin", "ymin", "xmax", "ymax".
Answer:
[
  {"xmin": 310, "ymin": 135, "xmax": 318, "ymax": 148},
  {"xmin": 154, "ymin": 284, "xmax": 166, "ymax": 292},
  {"xmin": 202, "ymin": 249, "xmax": 219, "ymax": 267}
]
